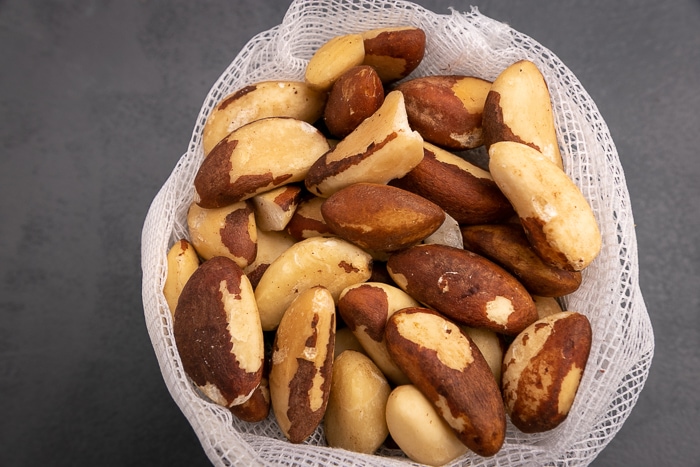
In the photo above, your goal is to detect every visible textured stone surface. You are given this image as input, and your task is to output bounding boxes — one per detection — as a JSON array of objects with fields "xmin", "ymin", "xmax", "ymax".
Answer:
[{"xmin": 0, "ymin": 0, "xmax": 698, "ymax": 465}]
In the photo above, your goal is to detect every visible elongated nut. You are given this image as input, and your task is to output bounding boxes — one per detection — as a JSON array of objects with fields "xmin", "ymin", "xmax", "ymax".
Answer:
[
  {"xmin": 251, "ymin": 184, "xmax": 302, "ymax": 232},
  {"xmin": 202, "ymin": 80, "xmax": 327, "ymax": 155},
  {"xmin": 461, "ymin": 326, "xmax": 504, "ymax": 385},
  {"xmin": 461, "ymin": 223, "xmax": 582, "ymax": 297},
  {"xmin": 385, "ymin": 307, "xmax": 506, "ymax": 457},
  {"xmin": 324, "ymin": 65, "xmax": 384, "ymax": 139},
  {"xmin": 164, "ymin": 239, "xmax": 200, "ymax": 317},
  {"xmin": 187, "ymin": 201, "xmax": 257, "ymax": 269},
  {"xmin": 305, "ymin": 90, "xmax": 424, "ymax": 198},
  {"xmin": 391, "ymin": 142, "xmax": 514, "ymax": 225},
  {"xmin": 254, "ymin": 237, "xmax": 372, "ymax": 331},
  {"xmin": 269, "ymin": 286, "xmax": 336, "ymax": 443},
  {"xmin": 243, "ymin": 228, "xmax": 296, "ymax": 289},
  {"xmin": 321, "ymin": 182, "xmax": 445, "ymax": 252},
  {"xmin": 324, "ymin": 350, "xmax": 391, "ymax": 454},
  {"xmin": 305, "ymin": 33, "xmax": 365, "ymax": 91},
  {"xmin": 483, "ymin": 60, "xmax": 563, "ymax": 169},
  {"xmin": 173, "ymin": 256, "xmax": 264, "ymax": 408},
  {"xmin": 337, "ymin": 282, "xmax": 419, "ymax": 385},
  {"xmin": 533, "ymin": 295, "xmax": 564, "ymax": 319},
  {"xmin": 195, "ymin": 117, "xmax": 330, "ymax": 208},
  {"xmin": 502, "ymin": 311, "xmax": 592, "ymax": 433},
  {"xmin": 396, "ymin": 75, "xmax": 491, "ymax": 149},
  {"xmin": 360, "ymin": 26, "xmax": 426, "ymax": 83},
  {"xmin": 229, "ymin": 375, "xmax": 270, "ymax": 423},
  {"xmin": 284, "ymin": 195, "xmax": 336, "ymax": 241},
  {"xmin": 387, "ymin": 243, "xmax": 538, "ymax": 335},
  {"xmin": 488, "ymin": 141, "xmax": 602, "ymax": 271},
  {"xmin": 385, "ymin": 384, "xmax": 468, "ymax": 466}
]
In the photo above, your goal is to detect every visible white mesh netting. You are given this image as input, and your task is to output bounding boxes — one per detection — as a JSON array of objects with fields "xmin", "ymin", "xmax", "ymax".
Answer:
[{"xmin": 141, "ymin": 1, "xmax": 654, "ymax": 465}]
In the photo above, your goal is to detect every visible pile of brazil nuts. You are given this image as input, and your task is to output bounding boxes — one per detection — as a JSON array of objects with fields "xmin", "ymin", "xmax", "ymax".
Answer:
[{"xmin": 164, "ymin": 26, "xmax": 601, "ymax": 466}]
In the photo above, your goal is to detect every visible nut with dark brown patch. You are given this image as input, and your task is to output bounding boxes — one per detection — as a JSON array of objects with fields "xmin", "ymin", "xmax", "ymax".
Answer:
[
  {"xmin": 304, "ymin": 90, "xmax": 424, "ymax": 198},
  {"xmin": 360, "ymin": 26, "xmax": 426, "ymax": 83},
  {"xmin": 324, "ymin": 65, "xmax": 385, "ymax": 139},
  {"xmin": 387, "ymin": 243, "xmax": 538, "ymax": 335},
  {"xmin": 395, "ymin": 75, "xmax": 491, "ymax": 149},
  {"xmin": 488, "ymin": 141, "xmax": 602, "ymax": 271},
  {"xmin": 284, "ymin": 195, "xmax": 336, "ymax": 241},
  {"xmin": 269, "ymin": 286, "xmax": 336, "ymax": 443},
  {"xmin": 391, "ymin": 142, "xmax": 514, "ymax": 225},
  {"xmin": 254, "ymin": 237, "xmax": 372, "ymax": 331},
  {"xmin": 173, "ymin": 256, "xmax": 264, "ymax": 408},
  {"xmin": 321, "ymin": 182, "xmax": 445, "ymax": 252},
  {"xmin": 195, "ymin": 117, "xmax": 330, "ymax": 208},
  {"xmin": 251, "ymin": 184, "xmax": 303, "ymax": 232},
  {"xmin": 229, "ymin": 375, "xmax": 270, "ymax": 423},
  {"xmin": 242, "ymin": 228, "xmax": 296, "ymax": 289},
  {"xmin": 482, "ymin": 60, "xmax": 563, "ymax": 169},
  {"xmin": 501, "ymin": 311, "xmax": 592, "ymax": 433},
  {"xmin": 187, "ymin": 201, "xmax": 257, "ymax": 269},
  {"xmin": 461, "ymin": 223, "xmax": 582, "ymax": 297},
  {"xmin": 337, "ymin": 282, "xmax": 418, "ymax": 385},
  {"xmin": 202, "ymin": 80, "xmax": 327, "ymax": 155},
  {"xmin": 384, "ymin": 307, "xmax": 506, "ymax": 457},
  {"xmin": 164, "ymin": 239, "xmax": 200, "ymax": 317}
]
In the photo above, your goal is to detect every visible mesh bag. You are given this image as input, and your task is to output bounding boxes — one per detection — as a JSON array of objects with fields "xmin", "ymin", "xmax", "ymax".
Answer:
[{"xmin": 141, "ymin": 0, "xmax": 654, "ymax": 465}]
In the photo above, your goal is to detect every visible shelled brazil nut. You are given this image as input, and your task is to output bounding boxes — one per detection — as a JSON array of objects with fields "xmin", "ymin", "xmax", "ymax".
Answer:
[{"xmin": 165, "ymin": 23, "xmax": 602, "ymax": 465}]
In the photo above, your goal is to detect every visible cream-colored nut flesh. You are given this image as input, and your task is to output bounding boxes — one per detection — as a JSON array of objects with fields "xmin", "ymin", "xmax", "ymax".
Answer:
[
  {"xmin": 488, "ymin": 141, "xmax": 601, "ymax": 271},
  {"xmin": 254, "ymin": 237, "xmax": 372, "ymax": 331},
  {"xmin": 163, "ymin": 239, "xmax": 200, "ymax": 317},
  {"xmin": 305, "ymin": 90, "xmax": 424, "ymax": 198},
  {"xmin": 251, "ymin": 184, "xmax": 302, "ymax": 232},
  {"xmin": 483, "ymin": 60, "xmax": 563, "ymax": 169},
  {"xmin": 202, "ymin": 80, "xmax": 327, "ymax": 155},
  {"xmin": 269, "ymin": 286, "xmax": 335, "ymax": 443},
  {"xmin": 360, "ymin": 26, "xmax": 426, "ymax": 83},
  {"xmin": 324, "ymin": 350, "xmax": 391, "ymax": 454},
  {"xmin": 186, "ymin": 201, "xmax": 257, "ymax": 269},
  {"xmin": 195, "ymin": 117, "xmax": 330, "ymax": 208},
  {"xmin": 305, "ymin": 33, "xmax": 366, "ymax": 91},
  {"xmin": 461, "ymin": 326, "xmax": 504, "ymax": 384},
  {"xmin": 385, "ymin": 385, "xmax": 468, "ymax": 466}
]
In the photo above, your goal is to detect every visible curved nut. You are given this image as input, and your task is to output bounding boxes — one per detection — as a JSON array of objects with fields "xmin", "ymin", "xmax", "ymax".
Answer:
[
  {"xmin": 251, "ymin": 184, "xmax": 302, "ymax": 232},
  {"xmin": 305, "ymin": 90, "xmax": 424, "ymax": 198},
  {"xmin": 488, "ymin": 141, "xmax": 602, "ymax": 271},
  {"xmin": 502, "ymin": 311, "xmax": 592, "ymax": 433},
  {"xmin": 173, "ymin": 256, "xmax": 264, "ymax": 408},
  {"xmin": 321, "ymin": 182, "xmax": 445, "ymax": 252},
  {"xmin": 284, "ymin": 195, "xmax": 336, "ymax": 241},
  {"xmin": 187, "ymin": 201, "xmax": 257, "ymax": 269},
  {"xmin": 243, "ymin": 228, "xmax": 296, "ymax": 289},
  {"xmin": 387, "ymin": 243, "xmax": 538, "ymax": 335},
  {"xmin": 461, "ymin": 223, "xmax": 582, "ymax": 296},
  {"xmin": 164, "ymin": 239, "xmax": 200, "ymax": 317},
  {"xmin": 324, "ymin": 65, "xmax": 384, "ymax": 139},
  {"xmin": 254, "ymin": 237, "xmax": 372, "ymax": 331},
  {"xmin": 392, "ymin": 142, "xmax": 514, "ymax": 224},
  {"xmin": 360, "ymin": 26, "xmax": 426, "ymax": 83},
  {"xmin": 305, "ymin": 33, "xmax": 365, "ymax": 92},
  {"xmin": 483, "ymin": 60, "xmax": 563, "ymax": 169},
  {"xmin": 229, "ymin": 375, "xmax": 270, "ymax": 423},
  {"xmin": 202, "ymin": 80, "xmax": 327, "ymax": 155},
  {"xmin": 385, "ymin": 307, "xmax": 506, "ymax": 457},
  {"xmin": 269, "ymin": 286, "xmax": 336, "ymax": 443},
  {"xmin": 324, "ymin": 350, "xmax": 391, "ymax": 454},
  {"xmin": 195, "ymin": 117, "xmax": 330, "ymax": 208},
  {"xmin": 396, "ymin": 75, "xmax": 491, "ymax": 149}
]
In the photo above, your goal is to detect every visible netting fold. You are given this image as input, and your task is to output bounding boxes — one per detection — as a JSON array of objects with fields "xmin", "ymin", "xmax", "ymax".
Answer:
[{"xmin": 141, "ymin": 1, "xmax": 654, "ymax": 465}]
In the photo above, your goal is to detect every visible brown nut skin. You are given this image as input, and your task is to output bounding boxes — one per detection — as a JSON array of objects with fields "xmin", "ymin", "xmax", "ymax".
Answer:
[
  {"xmin": 229, "ymin": 375, "xmax": 270, "ymax": 423},
  {"xmin": 395, "ymin": 75, "xmax": 491, "ymax": 150},
  {"xmin": 461, "ymin": 223, "xmax": 582, "ymax": 297},
  {"xmin": 385, "ymin": 307, "xmax": 506, "ymax": 457},
  {"xmin": 321, "ymin": 182, "xmax": 445, "ymax": 252},
  {"xmin": 324, "ymin": 65, "xmax": 385, "ymax": 139},
  {"xmin": 173, "ymin": 256, "xmax": 264, "ymax": 408},
  {"xmin": 387, "ymin": 243, "xmax": 538, "ymax": 335},
  {"xmin": 360, "ymin": 26, "xmax": 426, "ymax": 84},
  {"xmin": 284, "ymin": 195, "xmax": 336, "ymax": 241},
  {"xmin": 391, "ymin": 142, "xmax": 515, "ymax": 225},
  {"xmin": 502, "ymin": 311, "xmax": 592, "ymax": 433},
  {"xmin": 269, "ymin": 286, "xmax": 336, "ymax": 443}
]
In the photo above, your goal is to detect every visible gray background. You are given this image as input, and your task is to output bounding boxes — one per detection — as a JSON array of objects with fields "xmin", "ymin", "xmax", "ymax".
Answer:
[{"xmin": 1, "ymin": 0, "xmax": 698, "ymax": 466}]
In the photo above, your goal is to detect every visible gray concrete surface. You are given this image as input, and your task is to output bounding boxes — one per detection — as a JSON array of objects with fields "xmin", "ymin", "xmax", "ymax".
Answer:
[{"xmin": 1, "ymin": 0, "xmax": 698, "ymax": 465}]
